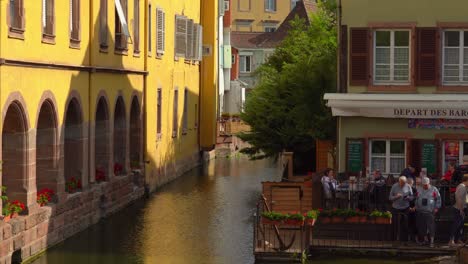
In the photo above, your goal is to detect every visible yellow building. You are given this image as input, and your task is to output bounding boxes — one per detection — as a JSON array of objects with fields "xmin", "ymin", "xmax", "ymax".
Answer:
[
  {"xmin": 0, "ymin": 0, "xmax": 218, "ymax": 211},
  {"xmin": 230, "ymin": 0, "xmax": 296, "ymax": 32}
]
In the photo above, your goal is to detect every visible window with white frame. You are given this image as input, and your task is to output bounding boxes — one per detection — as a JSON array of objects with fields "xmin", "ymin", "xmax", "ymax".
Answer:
[
  {"xmin": 265, "ymin": 0, "xmax": 276, "ymax": 12},
  {"xmin": 370, "ymin": 140, "xmax": 406, "ymax": 175},
  {"xmin": 443, "ymin": 30, "xmax": 468, "ymax": 84},
  {"xmin": 240, "ymin": 55, "xmax": 252, "ymax": 73},
  {"xmin": 264, "ymin": 26, "xmax": 276, "ymax": 33},
  {"xmin": 374, "ymin": 30, "xmax": 410, "ymax": 84}
]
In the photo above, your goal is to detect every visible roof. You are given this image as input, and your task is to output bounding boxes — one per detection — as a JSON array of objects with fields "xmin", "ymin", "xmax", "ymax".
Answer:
[{"xmin": 231, "ymin": 0, "xmax": 318, "ymax": 49}]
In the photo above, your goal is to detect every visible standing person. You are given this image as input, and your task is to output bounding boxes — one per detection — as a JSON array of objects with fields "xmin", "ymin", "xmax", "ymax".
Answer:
[
  {"xmin": 370, "ymin": 170, "xmax": 386, "ymax": 211},
  {"xmin": 401, "ymin": 165, "xmax": 417, "ymax": 181},
  {"xmin": 414, "ymin": 177, "xmax": 441, "ymax": 248},
  {"xmin": 389, "ymin": 176, "xmax": 413, "ymax": 242},
  {"xmin": 407, "ymin": 178, "xmax": 418, "ymax": 243},
  {"xmin": 453, "ymin": 156, "xmax": 468, "ymax": 187},
  {"xmin": 321, "ymin": 168, "xmax": 338, "ymax": 208},
  {"xmin": 448, "ymin": 175, "xmax": 468, "ymax": 247}
]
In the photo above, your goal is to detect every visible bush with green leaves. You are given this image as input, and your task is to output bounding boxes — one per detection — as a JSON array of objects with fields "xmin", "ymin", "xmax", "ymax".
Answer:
[
  {"xmin": 305, "ymin": 210, "xmax": 320, "ymax": 220},
  {"xmin": 286, "ymin": 213, "xmax": 305, "ymax": 221},
  {"xmin": 261, "ymin": 211, "xmax": 287, "ymax": 221}
]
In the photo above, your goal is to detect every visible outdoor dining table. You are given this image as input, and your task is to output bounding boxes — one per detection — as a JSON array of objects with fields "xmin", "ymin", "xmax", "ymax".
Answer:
[{"xmin": 336, "ymin": 180, "xmax": 368, "ymax": 209}]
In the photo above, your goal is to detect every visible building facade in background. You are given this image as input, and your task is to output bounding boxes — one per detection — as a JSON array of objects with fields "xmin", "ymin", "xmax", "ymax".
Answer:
[
  {"xmin": 230, "ymin": 0, "xmax": 298, "ymax": 32},
  {"xmin": 0, "ymin": 0, "xmax": 217, "ymax": 262},
  {"xmin": 325, "ymin": 0, "xmax": 468, "ymax": 178}
]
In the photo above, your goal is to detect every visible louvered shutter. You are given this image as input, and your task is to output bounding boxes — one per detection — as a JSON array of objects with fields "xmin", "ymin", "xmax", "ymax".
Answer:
[
  {"xmin": 42, "ymin": 0, "xmax": 46, "ymax": 29},
  {"xmin": 350, "ymin": 28, "xmax": 369, "ymax": 86},
  {"xmin": 339, "ymin": 25, "xmax": 348, "ymax": 92},
  {"xmin": 100, "ymin": 0, "xmax": 108, "ymax": 47},
  {"xmin": 198, "ymin": 25, "xmax": 203, "ymax": 61},
  {"xmin": 20, "ymin": 0, "xmax": 24, "ymax": 29},
  {"xmin": 173, "ymin": 90, "xmax": 179, "ymax": 138},
  {"xmin": 416, "ymin": 28, "xmax": 438, "ymax": 86},
  {"xmin": 175, "ymin": 16, "xmax": 187, "ymax": 58},
  {"xmin": 156, "ymin": 9, "xmax": 165, "ymax": 54},
  {"xmin": 134, "ymin": 0, "xmax": 139, "ymax": 52},
  {"xmin": 193, "ymin": 24, "xmax": 199, "ymax": 60},
  {"xmin": 186, "ymin": 19, "xmax": 194, "ymax": 59},
  {"xmin": 69, "ymin": 0, "xmax": 73, "ymax": 34}
]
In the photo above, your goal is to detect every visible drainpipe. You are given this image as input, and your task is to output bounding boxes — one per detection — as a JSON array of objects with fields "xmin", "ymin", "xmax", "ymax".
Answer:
[
  {"xmin": 143, "ymin": 0, "xmax": 148, "ymax": 191},
  {"xmin": 88, "ymin": 0, "xmax": 93, "ymax": 187}
]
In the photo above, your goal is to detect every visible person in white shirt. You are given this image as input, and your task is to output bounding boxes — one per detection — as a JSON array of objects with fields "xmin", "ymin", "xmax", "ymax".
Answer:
[
  {"xmin": 448, "ymin": 174, "xmax": 468, "ymax": 247},
  {"xmin": 321, "ymin": 168, "xmax": 337, "ymax": 208}
]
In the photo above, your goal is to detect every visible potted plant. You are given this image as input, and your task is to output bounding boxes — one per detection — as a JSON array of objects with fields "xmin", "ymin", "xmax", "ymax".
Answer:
[
  {"xmin": 1, "ymin": 187, "xmax": 10, "ymax": 222},
  {"xmin": 66, "ymin": 177, "xmax": 82, "ymax": 193},
  {"xmin": 304, "ymin": 210, "xmax": 319, "ymax": 226},
  {"xmin": 261, "ymin": 211, "xmax": 286, "ymax": 225},
  {"xmin": 95, "ymin": 168, "xmax": 106, "ymax": 183},
  {"xmin": 331, "ymin": 208, "xmax": 345, "ymax": 224},
  {"xmin": 345, "ymin": 209, "xmax": 360, "ymax": 224},
  {"xmin": 376, "ymin": 211, "xmax": 392, "ymax": 224},
  {"xmin": 114, "ymin": 163, "xmax": 123, "ymax": 176},
  {"xmin": 369, "ymin": 210, "xmax": 382, "ymax": 224},
  {"xmin": 284, "ymin": 213, "xmax": 305, "ymax": 226},
  {"xmin": 37, "ymin": 188, "xmax": 54, "ymax": 207},
  {"xmin": 319, "ymin": 209, "xmax": 331, "ymax": 224},
  {"xmin": 357, "ymin": 209, "xmax": 368, "ymax": 223},
  {"xmin": 8, "ymin": 200, "xmax": 25, "ymax": 218}
]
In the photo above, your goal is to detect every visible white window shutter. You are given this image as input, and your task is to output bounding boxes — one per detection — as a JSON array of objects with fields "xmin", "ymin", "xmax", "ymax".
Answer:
[
  {"xmin": 42, "ymin": 0, "xmax": 46, "ymax": 28},
  {"xmin": 69, "ymin": 0, "xmax": 73, "ymax": 32},
  {"xmin": 162, "ymin": 11, "xmax": 165, "ymax": 52},
  {"xmin": 175, "ymin": 15, "xmax": 187, "ymax": 58},
  {"xmin": 156, "ymin": 8, "xmax": 165, "ymax": 54},
  {"xmin": 186, "ymin": 19, "xmax": 194, "ymax": 59},
  {"xmin": 198, "ymin": 25, "xmax": 203, "ymax": 61}
]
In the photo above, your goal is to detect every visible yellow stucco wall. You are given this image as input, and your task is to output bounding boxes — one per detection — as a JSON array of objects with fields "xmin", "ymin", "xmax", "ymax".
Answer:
[
  {"xmin": 342, "ymin": 0, "xmax": 468, "ymax": 94},
  {"xmin": 231, "ymin": 0, "xmax": 292, "ymax": 32},
  {"xmin": 0, "ymin": 0, "xmax": 218, "ymax": 194}
]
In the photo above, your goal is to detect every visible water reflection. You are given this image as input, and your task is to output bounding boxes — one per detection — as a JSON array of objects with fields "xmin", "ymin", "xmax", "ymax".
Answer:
[{"xmin": 32, "ymin": 158, "xmax": 279, "ymax": 264}]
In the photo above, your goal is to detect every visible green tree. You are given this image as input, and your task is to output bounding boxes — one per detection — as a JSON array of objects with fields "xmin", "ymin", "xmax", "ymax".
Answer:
[{"xmin": 239, "ymin": 1, "xmax": 337, "ymax": 171}]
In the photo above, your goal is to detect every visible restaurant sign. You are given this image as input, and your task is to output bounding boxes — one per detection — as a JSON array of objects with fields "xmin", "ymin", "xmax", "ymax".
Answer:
[
  {"xmin": 330, "ymin": 106, "xmax": 468, "ymax": 120},
  {"xmin": 408, "ymin": 119, "xmax": 468, "ymax": 129},
  {"xmin": 394, "ymin": 108, "xmax": 468, "ymax": 118}
]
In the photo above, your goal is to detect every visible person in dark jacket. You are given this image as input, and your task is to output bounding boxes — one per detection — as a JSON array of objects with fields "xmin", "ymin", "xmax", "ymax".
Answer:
[
  {"xmin": 407, "ymin": 178, "xmax": 418, "ymax": 243},
  {"xmin": 452, "ymin": 156, "xmax": 468, "ymax": 187},
  {"xmin": 401, "ymin": 165, "xmax": 417, "ymax": 181},
  {"xmin": 370, "ymin": 169, "xmax": 387, "ymax": 211}
]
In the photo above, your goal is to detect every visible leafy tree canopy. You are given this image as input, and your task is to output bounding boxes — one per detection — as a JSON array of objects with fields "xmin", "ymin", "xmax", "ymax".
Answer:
[{"xmin": 239, "ymin": 1, "xmax": 337, "ymax": 165}]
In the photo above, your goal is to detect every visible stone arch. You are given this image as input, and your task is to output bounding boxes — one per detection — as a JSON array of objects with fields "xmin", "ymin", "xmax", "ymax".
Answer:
[
  {"xmin": 95, "ymin": 95, "xmax": 110, "ymax": 182},
  {"xmin": 2, "ymin": 100, "xmax": 29, "ymax": 208},
  {"xmin": 129, "ymin": 95, "xmax": 141, "ymax": 169},
  {"xmin": 64, "ymin": 96, "xmax": 83, "ymax": 191},
  {"xmin": 36, "ymin": 99, "xmax": 58, "ymax": 194},
  {"xmin": 113, "ymin": 96, "xmax": 127, "ymax": 175}
]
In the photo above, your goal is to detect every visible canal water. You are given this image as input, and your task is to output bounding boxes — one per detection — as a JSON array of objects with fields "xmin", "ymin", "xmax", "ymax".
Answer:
[{"xmin": 30, "ymin": 158, "xmax": 451, "ymax": 264}]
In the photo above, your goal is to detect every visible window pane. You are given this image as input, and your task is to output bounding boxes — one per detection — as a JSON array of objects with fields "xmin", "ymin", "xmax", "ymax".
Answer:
[
  {"xmin": 394, "ymin": 47, "xmax": 409, "ymax": 64},
  {"xmin": 445, "ymin": 31, "xmax": 460, "ymax": 47},
  {"xmin": 375, "ymin": 65, "xmax": 390, "ymax": 81},
  {"xmin": 464, "ymin": 31, "xmax": 468, "ymax": 47},
  {"xmin": 464, "ymin": 66, "xmax": 468, "ymax": 82},
  {"xmin": 390, "ymin": 158, "xmax": 405, "ymax": 174},
  {"xmin": 375, "ymin": 47, "xmax": 390, "ymax": 64},
  {"xmin": 464, "ymin": 142, "xmax": 468, "ymax": 156},
  {"xmin": 444, "ymin": 65, "xmax": 460, "ymax": 82},
  {"xmin": 375, "ymin": 31, "xmax": 390, "ymax": 47},
  {"xmin": 371, "ymin": 157, "xmax": 386, "ymax": 172},
  {"xmin": 464, "ymin": 47, "xmax": 468, "ymax": 64},
  {"xmin": 394, "ymin": 31, "xmax": 409, "ymax": 46},
  {"xmin": 390, "ymin": 141, "xmax": 405, "ymax": 154},
  {"xmin": 445, "ymin": 48, "xmax": 460, "ymax": 64},
  {"xmin": 372, "ymin": 141, "xmax": 386, "ymax": 154},
  {"xmin": 394, "ymin": 65, "xmax": 409, "ymax": 81}
]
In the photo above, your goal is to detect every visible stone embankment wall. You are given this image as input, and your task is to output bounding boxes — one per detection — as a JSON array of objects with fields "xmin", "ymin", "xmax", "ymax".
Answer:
[{"xmin": 0, "ymin": 173, "xmax": 145, "ymax": 264}]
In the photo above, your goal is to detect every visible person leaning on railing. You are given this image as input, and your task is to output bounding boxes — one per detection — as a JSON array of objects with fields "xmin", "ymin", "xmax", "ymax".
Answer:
[
  {"xmin": 321, "ymin": 168, "xmax": 338, "ymax": 208},
  {"xmin": 448, "ymin": 174, "xmax": 468, "ymax": 247},
  {"xmin": 389, "ymin": 176, "xmax": 413, "ymax": 242}
]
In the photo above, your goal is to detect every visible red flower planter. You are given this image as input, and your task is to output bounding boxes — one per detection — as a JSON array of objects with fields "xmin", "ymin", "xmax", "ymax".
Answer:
[
  {"xmin": 261, "ymin": 217, "xmax": 282, "ymax": 226},
  {"xmin": 358, "ymin": 216, "xmax": 368, "ymax": 224},
  {"xmin": 375, "ymin": 217, "xmax": 391, "ymax": 225},
  {"xmin": 346, "ymin": 216, "xmax": 360, "ymax": 224},
  {"xmin": 320, "ymin": 217, "xmax": 331, "ymax": 224},
  {"xmin": 305, "ymin": 218, "xmax": 316, "ymax": 226},
  {"xmin": 331, "ymin": 216, "xmax": 344, "ymax": 224},
  {"xmin": 284, "ymin": 219, "xmax": 304, "ymax": 226},
  {"xmin": 3, "ymin": 215, "xmax": 10, "ymax": 223}
]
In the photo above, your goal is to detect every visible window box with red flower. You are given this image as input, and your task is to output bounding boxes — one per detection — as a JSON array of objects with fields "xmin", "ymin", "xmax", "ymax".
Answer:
[
  {"xmin": 304, "ymin": 210, "xmax": 319, "ymax": 226},
  {"xmin": 95, "ymin": 168, "xmax": 106, "ymax": 183},
  {"xmin": 66, "ymin": 177, "xmax": 82, "ymax": 193},
  {"xmin": 114, "ymin": 163, "xmax": 124, "ymax": 176},
  {"xmin": 261, "ymin": 211, "xmax": 286, "ymax": 225},
  {"xmin": 318, "ymin": 209, "xmax": 331, "ymax": 224},
  {"xmin": 37, "ymin": 188, "xmax": 55, "ymax": 206},
  {"xmin": 284, "ymin": 213, "xmax": 305, "ymax": 226}
]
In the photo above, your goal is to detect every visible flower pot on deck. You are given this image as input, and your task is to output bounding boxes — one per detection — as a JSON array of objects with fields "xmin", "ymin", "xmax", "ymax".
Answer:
[
  {"xmin": 331, "ymin": 216, "xmax": 344, "ymax": 224},
  {"xmin": 358, "ymin": 216, "xmax": 368, "ymax": 224},
  {"xmin": 284, "ymin": 219, "xmax": 304, "ymax": 226},
  {"xmin": 305, "ymin": 218, "xmax": 316, "ymax": 226},
  {"xmin": 375, "ymin": 217, "xmax": 391, "ymax": 225},
  {"xmin": 3, "ymin": 215, "xmax": 10, "ymax": 223},
  {"xmin": 261, "ymin": 217, "xmax": 282, "ymax": 226},
  {"xmin": 346, "ymin": 216, "xmax": 360, "ymax": 224},
  {"xmin": 319, "ymin": 217, "xmax": 331, "ymax": 224}
]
